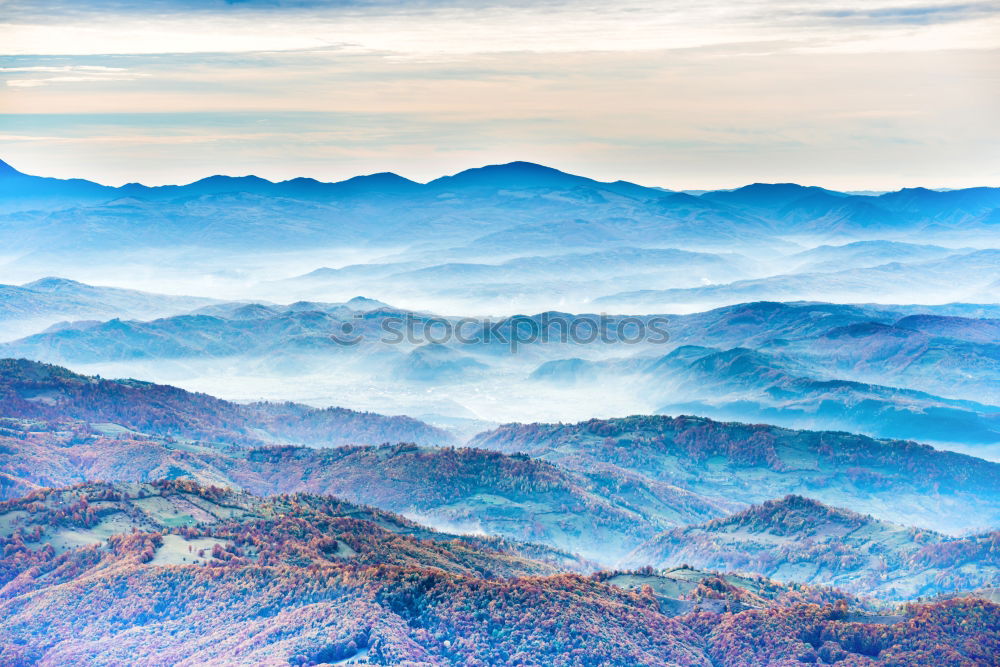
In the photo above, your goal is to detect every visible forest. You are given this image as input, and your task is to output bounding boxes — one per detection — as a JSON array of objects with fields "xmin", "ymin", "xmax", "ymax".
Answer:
[{"xmin": 1, "ymin": 481, "xmax": 997, "ymax": 665}]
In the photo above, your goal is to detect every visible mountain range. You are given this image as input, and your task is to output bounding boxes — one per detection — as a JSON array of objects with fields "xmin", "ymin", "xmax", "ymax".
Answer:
[
  {"xmin": 3, "ymin": 159, "xmax": 998, "ymax": 320},
  {"xmin": 0, "ymin": 277, "xmax": 217, "ymax": 340},
  {"xmin": 5, "ymin": 159, "xmax": 998, "ymax": 233},
  {"xmin": 2, "ymin": 159, "xmax": 998, "ymax": 266},
  {"xmin": 3, "ymin": 360, "xmax": 999, "ymax": 564},
  {"xmin": 5, "ymin": 296, "xmax": 997, "ymax": 447},
  {"xmin": 596, "ymin": 249, "xmax": 1000, "ymax": 310}
]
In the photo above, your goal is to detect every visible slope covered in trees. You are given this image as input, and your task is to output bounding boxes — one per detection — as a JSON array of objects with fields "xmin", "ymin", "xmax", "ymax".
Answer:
[
  {"xmin": 0, "ymin": 358, "xmax": 454, "ymax": 447},
  {"xmin": 1, "ymin": 481, "xmax": 996, "ymax": 666},
  {"xmin": 0, "ymin": 419, "xmax": 729, "ymax": 562},
  {"xmin": 470, "ymin": 414, "xmax": 1000, "ymax": 534},
  {"xmin": 3, "ymin": 424, "xmax": 997, "ymax": 605},
  {"xmin": 1, "ymin": 361, "xmax": 997, "ymax": 586},
  {"xmin": 625, "ymin": 495, "xmax": 1000, "ymax": 599}
]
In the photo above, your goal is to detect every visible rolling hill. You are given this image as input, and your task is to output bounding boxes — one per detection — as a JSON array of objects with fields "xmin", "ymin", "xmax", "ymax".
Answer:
[
  {"xmin": 0, "ymin": 277, "xmax": 216, "ymax": 341},
  {"xmin": 786, "ymin": 240, "xmax": 964, "ymax": 273},
  {"xmin": 650, "ymin": 345, "xmax": 1000, "ymax": 443},
  {"xmin": 533, "ymin": 341, "xmax": 1000, "ymax": 444},
  {"xmin": 0, "ymin": 480, "xmax": 996, "ymax": 665},
  {"xmin": 0, "ymin": 358, "xmax": 454, "ymax": 447},
  {"xmin": 596, "ymin": 250, "xmax": 1000, "ymax": 309},
  {"xmin": 625, "ymin": 495, "xmax": 1000, "ymax": 599},
  {"xmin": 469, "ymin": 414, "xmax": 1000, "ymax": 535},
  {"xmin": 0, "ymin": 414, "xmax": 730, "ymax": 562},
  {"xmin": 3, "ymin": 359, "xmax": 999, "ymax": 555},
  {"xmin": 4, "ymin": 298, "xmax": 998, "ymax": 445}
]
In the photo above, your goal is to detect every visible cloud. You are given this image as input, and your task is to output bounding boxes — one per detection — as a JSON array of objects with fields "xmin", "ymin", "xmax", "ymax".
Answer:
[
  {"xmin": 1, "ymin": 65, "xmax": 140, "ymax": 87},
  {"xmin": 0, "ymin": 1, "xmax": 997, "ymax": 58},
  {"xmin": 0, "ymin": 65, "xmax": 127, "ymax": 72},
  {"xmin": 1, "ymin": 1, "xmax": 998, "ymax": 61},
  {"xmin": 0, "ymin": 1, "xmax": 996, "ymax": 188},
  {"xmin": 809, "ymin": 2, "xmax": 1000, "ymax": 25}
]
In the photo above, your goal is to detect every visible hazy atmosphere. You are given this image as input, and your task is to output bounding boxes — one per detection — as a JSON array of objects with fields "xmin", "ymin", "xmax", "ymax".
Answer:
[{"xmin": 2, "ymin": 2, "xmax": 1000, "ymax": 665}]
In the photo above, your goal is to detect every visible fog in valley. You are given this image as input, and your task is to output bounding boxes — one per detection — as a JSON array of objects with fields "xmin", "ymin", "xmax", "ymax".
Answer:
[{"xmin": 2, "ymin": 161, "xmax": 999, "ymax": 457}]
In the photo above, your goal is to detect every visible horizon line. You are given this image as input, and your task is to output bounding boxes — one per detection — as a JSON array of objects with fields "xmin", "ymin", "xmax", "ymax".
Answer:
[{"xmin": 2, "ymin": 157, "xmax": 996, "ymax": 195}]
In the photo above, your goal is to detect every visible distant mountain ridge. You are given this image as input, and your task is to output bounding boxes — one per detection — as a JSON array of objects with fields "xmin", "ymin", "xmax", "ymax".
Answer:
[
  {"xmin": 786, "ymin": 240, "xmax": 967, "ymax": 272},
  {"xmin": 5, "ymin": 157, "xmax": 996, "ymax": 210},
  {"xmin": 0, "ymin": 158, "xmax": 669, "ymax": 209},
  {"xmin": 596, "ymin": 249, "xmax": 1000, "ymax": 308},
  {"xmin": 4, "ymin": 297, "xmax": 999, "ymax": 444},
  {"xmin": 2, "ymin": 158, "xmax": 998, "ymax": 258},
  {"xmin": 0, "ymin": 277, "xmax": 217, "ymax": 341}
]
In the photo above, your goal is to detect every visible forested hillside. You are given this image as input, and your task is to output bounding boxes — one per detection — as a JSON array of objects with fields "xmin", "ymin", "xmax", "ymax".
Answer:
[
  {"xmin": 0, "ymin": 481, "xmax": 996, "ymax": 666},
  {"xmin": 470, "ymin": 414, "xmax": 1000, "ymax": 534},
  {"xmin": 626, "ymin": 496, "xmax": 1000, "ymax": 599},
  {"xmin": 0, "ymin": 358, "xmax": 453, "ymax": 447}
]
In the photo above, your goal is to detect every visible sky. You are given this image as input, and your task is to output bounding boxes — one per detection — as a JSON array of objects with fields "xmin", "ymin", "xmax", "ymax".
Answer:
[{"xmin": 1, "ymin": 0, "xmax": 999, "ymax": 189}]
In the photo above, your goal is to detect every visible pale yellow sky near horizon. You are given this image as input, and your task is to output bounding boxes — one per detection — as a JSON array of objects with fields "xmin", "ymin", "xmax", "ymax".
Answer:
[{"xmin": 1, "ymin": 0, "xmax": 998, "ymax": 189}]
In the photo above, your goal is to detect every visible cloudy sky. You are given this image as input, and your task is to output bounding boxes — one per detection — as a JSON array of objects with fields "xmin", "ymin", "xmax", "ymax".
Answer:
[{"xmin": 1, "ymin": 0, "xmax": 998, "ymax": 189}]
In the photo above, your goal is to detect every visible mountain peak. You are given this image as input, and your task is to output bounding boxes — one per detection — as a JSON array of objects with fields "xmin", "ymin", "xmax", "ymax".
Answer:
[
  {"xmin": 273, "ymin": 172, "xmax": 420, "ymax": 197},
  {"xmin": 429, "ymin": 161, "xmax": 587, "ymax": 190},
  {"xmin": 455, "ymin": 161, "xmax": 562, "ymax": 176},
  {"xmin": 0, "ymin": 158, "xmax": 23, "ymax": 177},
  {"xmin": 701, "ymin": 182, "xmax": 848, "ymax": 209},
  {"xmin": 344, "ymin": 296, "xmax": 392, "ymax": 312},
  {"xmin": 341, "ymin": 171, "xmax": 415, "ymax": 184},
  {"xmin": 329, "ymin": 171, "xmax": 421, "ymax": 194},
  {"xmin": 22, "ymin": 276, "xmax": 87, "ymax": 291},
  {"xmin": 185, "ymin": 174, "xmax": 273, "ymax": 191},
  {"xmin": 483, "ymin": 160, "xmax": 557, "ymax": 172}
]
